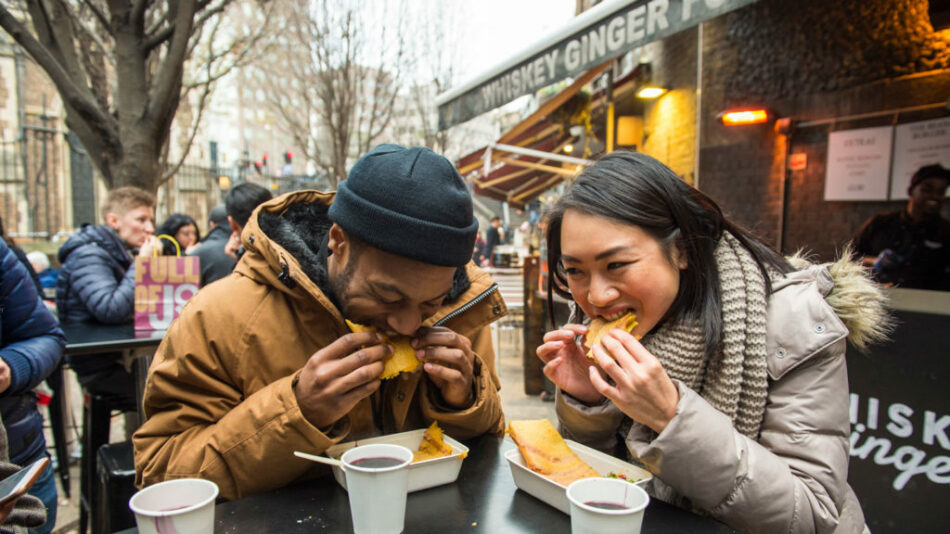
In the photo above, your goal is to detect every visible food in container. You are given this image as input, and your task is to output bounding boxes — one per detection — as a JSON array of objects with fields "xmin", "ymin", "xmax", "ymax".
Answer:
[
  {"xmin": 507, "ymin": 419, "xmax": 599, "ymax": 486},
  {"xmin": 505, "ymin": 438, "xmax": 652, "ymax": 514},
  {"xmin": 326, "ymin": 427, "xmax": 468, "ymax": 493}
]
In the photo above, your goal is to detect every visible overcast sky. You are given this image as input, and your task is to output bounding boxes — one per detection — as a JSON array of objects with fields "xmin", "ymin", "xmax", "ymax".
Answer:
[{"xmin": 452, "ymin": 0, "xmax": 577, "ymax": 84}]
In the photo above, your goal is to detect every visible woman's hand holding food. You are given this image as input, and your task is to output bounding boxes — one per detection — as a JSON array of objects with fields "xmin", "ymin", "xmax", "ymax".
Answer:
[
  {"xmin": 413, "ymin": 327, "xmax": 476, "ymax": 409},
  {"xmin": 536, "ymin": 324, "xmax": 603, "ymax": 405},
  {"xmin": 589, "ymin": 329, "xmax": 680, "ymax": 433}
]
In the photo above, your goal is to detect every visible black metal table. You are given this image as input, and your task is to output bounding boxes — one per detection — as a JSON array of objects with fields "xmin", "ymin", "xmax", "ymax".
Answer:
[
  {"xmin": 116, "ymin": 435, "xmax": 740, "ymax": 534},
  {"xmin": 62, "ymin": 322, "xmax": 166, "ymax": 356},
  {"xmin": 62, "ymin": 322, "xmax": 165, "ymax": 533}
]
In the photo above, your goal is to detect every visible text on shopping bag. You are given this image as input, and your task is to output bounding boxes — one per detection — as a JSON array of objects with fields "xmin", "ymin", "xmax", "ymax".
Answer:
[{"xmin": 134, "ymin": 256, "xmax": 200, "ymax": 329}]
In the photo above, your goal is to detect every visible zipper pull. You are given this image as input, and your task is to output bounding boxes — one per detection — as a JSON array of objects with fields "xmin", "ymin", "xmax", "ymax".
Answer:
[{"xmin": 278, "ymin": 262, "xmax": 297, "ymax": 289}]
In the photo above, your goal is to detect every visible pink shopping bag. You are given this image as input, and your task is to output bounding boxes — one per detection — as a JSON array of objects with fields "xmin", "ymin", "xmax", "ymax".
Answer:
[{"xmin": 133, "ymin": 239, "xmax": 200, "ymax": 330}]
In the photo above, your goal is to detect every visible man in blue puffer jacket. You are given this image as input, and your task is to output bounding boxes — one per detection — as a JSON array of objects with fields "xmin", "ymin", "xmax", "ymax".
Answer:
[
  {"xmin": 0, "ymin": 239, "xmax": 65, "ymax": 533},
  {"xmin": 56, "ymin": 186, "xmax": 157, "ymax": 406}
]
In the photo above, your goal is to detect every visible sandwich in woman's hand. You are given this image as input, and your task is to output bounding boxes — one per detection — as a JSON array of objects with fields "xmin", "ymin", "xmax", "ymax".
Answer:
[{"xmin": 584, "ymin": 312, "xmax": 638, "ymax": 359}]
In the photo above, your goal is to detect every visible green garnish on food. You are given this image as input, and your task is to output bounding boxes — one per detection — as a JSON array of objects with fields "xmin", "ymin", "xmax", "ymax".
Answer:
[{"xmin": 606, "ymin": 472, "xmax": 642, "ymax": 483}]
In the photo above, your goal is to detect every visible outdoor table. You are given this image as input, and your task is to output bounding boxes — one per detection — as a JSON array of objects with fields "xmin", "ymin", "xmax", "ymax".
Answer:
[
  {"xmin": 62, "ymin": 322, "xmax": 166, "ymax": 426},
  {"xmin": 115, "ymin": 435, "xmax": 741, "ymax": 533}
]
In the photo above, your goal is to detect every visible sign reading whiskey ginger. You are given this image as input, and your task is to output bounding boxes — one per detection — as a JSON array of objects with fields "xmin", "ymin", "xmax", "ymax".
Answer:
[{"xmin": 437, "ymin": 0, "xmax": 758, "ymax": 129}]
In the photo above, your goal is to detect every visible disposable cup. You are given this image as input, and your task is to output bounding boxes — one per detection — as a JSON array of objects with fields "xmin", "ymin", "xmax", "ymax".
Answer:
[
  {"xmin": 341, "ymin": 443, "xmax": 413, "ymax": 534},
  {"xmin": 128, "ymin": 478, "xmax": 219, "ymax": 534},
  {"xmin": 566, "ymin": 477, "xmax": 650, "ymax": 534}
]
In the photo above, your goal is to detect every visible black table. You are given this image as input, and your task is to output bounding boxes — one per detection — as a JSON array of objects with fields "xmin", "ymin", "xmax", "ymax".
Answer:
[
  {"xmin": 62, "ymin": 322, "xmax": 165, "ymax": 421},
  {"xmin": 62, "ymin": 322, "xmax": 165, "ymax": 356},
  {"xmin": 116, "ymin": 435, "xmax": 740, "ymax": 533},
  {"xmin": 62, "ymin": 322, "xmax": 166, "ymax": 533}
]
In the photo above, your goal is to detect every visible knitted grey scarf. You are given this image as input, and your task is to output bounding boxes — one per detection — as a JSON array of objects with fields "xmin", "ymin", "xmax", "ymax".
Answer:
[{"xmin": 641, "ymin": 231, "xmax": 770, "ymax": 438}]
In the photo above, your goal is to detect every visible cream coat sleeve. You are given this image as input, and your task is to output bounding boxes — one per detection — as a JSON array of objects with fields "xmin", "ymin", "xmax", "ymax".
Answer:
[{"xmin": 626, "ymin": 344, "xmax": 855, "ymax": 534}]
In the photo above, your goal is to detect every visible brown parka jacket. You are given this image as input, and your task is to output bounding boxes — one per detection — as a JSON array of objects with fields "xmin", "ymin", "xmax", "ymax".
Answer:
[{"xmin": 133, "ymin": 191, "xmax": 507, "ymax": 500}]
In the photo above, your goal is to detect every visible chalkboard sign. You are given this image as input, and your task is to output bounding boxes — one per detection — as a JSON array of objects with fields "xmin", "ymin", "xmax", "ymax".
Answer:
[{"xmin": 846, "ymin": 300, "xmax": 950, "ymax": 533}]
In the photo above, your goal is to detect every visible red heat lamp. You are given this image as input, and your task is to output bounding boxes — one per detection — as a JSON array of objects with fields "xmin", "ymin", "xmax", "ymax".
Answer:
[{"xmin": 718, "ymin": 108, "xmax": 770, "ymax": 126}]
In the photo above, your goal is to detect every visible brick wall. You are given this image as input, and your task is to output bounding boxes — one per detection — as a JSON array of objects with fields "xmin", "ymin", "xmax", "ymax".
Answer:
[
  {"xmin": 641, "ymin": 28, "xmax": 698, "ymax": 183},
  {"xmin": 697, "ymin": 0, "xmax": 950, "ymax": 260}
]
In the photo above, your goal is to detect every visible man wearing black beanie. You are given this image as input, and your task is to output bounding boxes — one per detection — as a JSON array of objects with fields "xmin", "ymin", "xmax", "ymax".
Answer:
[{"xmin": 134, "ymin": 144, "xmax": 508, "ymax": 499}]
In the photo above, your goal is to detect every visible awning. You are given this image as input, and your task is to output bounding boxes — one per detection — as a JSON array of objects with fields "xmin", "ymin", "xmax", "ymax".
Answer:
[
  {"xmin": 458, "ymin": 63, "xmax": 645, "ymax": 208},
  {"xmin": 437, "ymin": 0, "xmax": 757, "ymax": 130}
]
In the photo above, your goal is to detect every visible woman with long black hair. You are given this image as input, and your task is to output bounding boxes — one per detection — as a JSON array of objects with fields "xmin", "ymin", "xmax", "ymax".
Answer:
[{"xmin": 538, "ymin": 151, "xmax": 888, "ymax": 533}]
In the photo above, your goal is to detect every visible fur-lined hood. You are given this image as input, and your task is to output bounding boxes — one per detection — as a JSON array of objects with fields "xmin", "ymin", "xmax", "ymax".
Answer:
[{"xmin": 784, "ymin": 251, "xmax": 892, "ymax": 351}]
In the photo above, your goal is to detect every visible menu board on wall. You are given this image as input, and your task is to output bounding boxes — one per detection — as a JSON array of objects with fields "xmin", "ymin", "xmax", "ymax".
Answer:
[
  {"xmin": 889, "ymin": 116, "xmax": 950, "ymax": 200},
  {"xmin": 824, "ymin": 126, "xmax": 894, "ymax": 201}
]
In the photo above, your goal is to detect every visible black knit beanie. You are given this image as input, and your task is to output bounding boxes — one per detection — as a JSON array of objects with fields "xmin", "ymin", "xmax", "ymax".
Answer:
[
  {"xmin": 907, "ymin": 163, "xmax": 950, "ymax": 194},
  {"xmin": 328, "ymin": 144, "xmax": 478, "ymax": 267}
]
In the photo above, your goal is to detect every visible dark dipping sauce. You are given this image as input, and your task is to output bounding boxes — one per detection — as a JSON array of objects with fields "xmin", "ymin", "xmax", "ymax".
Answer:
[
  {"xmin": 584, "ymin": 501, "xmax": 628, "ymax": 510},
  {"xmin": 350, "ymin": 456, "xmax": 404, "ymax": 468}
]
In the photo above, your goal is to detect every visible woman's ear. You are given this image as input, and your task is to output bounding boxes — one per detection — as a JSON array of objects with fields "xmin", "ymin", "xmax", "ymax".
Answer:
[{"xmin": 673, "ymin": 239, "xmax": 688, "ymax": 270}]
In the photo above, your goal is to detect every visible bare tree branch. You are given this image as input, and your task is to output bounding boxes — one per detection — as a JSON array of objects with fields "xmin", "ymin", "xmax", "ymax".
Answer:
[
  {"xmin": 130, "ymin": 0, "xmax": 149, "ymax": 25},
  {"xmin": 0, "ymin": 4, "xmax": 116, "ymax": 141},
  {"xmin": 79, "ymin": 0, "xmax": 113, "ymax": 36},
  {"xmin": 144, "ymin": 23, "xmax": 175, "ymax": 52},
  {"xmin": 149, "ymin": 0, "xmax": 198, "ymax": 126}
]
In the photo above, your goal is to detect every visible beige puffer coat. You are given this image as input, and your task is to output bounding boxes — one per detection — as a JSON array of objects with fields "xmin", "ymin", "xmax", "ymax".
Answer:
[{"xmin": 557, "ymin": 258, "xmax": 889, "ymax": 534}]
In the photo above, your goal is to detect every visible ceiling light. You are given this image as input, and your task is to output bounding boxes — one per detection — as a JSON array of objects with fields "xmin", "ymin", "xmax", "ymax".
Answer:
[
  {"xmin": 636, "ymin": 86, "xmax": 667, "ymax": 99},
  {"xmin": 563, "ymin": 144, "xmax": 574, "ymax": 154}
]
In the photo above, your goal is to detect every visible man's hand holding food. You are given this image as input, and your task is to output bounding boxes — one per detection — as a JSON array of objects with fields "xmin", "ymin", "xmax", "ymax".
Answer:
[
  {"xmin": 294, "ymin": 325, "xmax": 479, "ymax": 429},
  {"xmin": 293, "ymin": 331, "xmax": 390, "ymax": 429},
  {"xmin": 412, "ymin": 326, "xmax": 476, "ymax": 409}
]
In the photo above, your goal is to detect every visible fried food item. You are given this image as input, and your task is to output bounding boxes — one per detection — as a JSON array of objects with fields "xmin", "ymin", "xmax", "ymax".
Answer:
[
  {"xmin": 345, "ymin": 320, "xmax": 420, "ymax": 379},
  {"xmin": 584, "ymin": 312, "xmax": 638, "ymax": 359},
  {"xmin": 507, "ymin": 419, "xmax": 600, "ymax": 486},
  {"xmin": 413, "ymin": 421, "xmax": 455, "ymax": 463}
]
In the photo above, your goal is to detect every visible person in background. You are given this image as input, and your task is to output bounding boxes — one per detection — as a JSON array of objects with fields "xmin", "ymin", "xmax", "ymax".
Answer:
[
  {"xmin": 854, "ymin": 163, "xmax": 950, "ymax": 290},
  {"xmin": 0, "ymin": 239, "xmax": 64, "ymax": 533},
  {"xmin": 484, "ymin": 216, "xmax": 502, "ymax": 266},
  {"xmin": 155, "ymin": 213, "xmax": 201, "ymax": 256},
  {"xmin": 188, "ymin": 205, "xmax": 236, "ymax": 286},
  {"xmin": 0, "ymin": 217, "xmax": 41, "ymax": 296},
  {"xmin": 134, "ymin": 144, "xmax": 506, "ymax": 500},
  {"xmin": 56, "ymin": 186, "xmax": 157, "ymax": 407},
  {"xmin": 537, "ymin": 152, "xmax": 889, "ymax": 533},
  {"xmin": 223, "ymin": 183, "xmax": 272, "ymax": 260},
  {"xmin": 24, "ymin": 252, "xmax": 57, "ymax": 292},
  {"xmin": 472, "ymin": 232, "xmax": 488, "ymax": 267}
]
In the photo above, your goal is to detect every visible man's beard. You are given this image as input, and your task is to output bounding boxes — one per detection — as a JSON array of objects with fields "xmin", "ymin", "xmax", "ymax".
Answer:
[{"xmin": 328, "ymin": 254, "xmax": 357, "ymax": 319}]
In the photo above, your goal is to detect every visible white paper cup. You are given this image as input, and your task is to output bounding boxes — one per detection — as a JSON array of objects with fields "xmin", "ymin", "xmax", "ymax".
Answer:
[
  {"xmin": 566, "ymin": 477, "xmax": 650, "ymax": 534},
  {"xmin": 129, "ymin": 478, "xmax": 219, "ymax": 534},
  {"xmin": 341, "ymin": 443, "xmax": 413, "ymax": 534}
]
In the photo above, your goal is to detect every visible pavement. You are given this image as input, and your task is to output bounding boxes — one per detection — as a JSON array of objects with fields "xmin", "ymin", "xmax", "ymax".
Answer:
[{"xmin": 44, "ymin": 323, "xmax": 554, "ymax": 533}]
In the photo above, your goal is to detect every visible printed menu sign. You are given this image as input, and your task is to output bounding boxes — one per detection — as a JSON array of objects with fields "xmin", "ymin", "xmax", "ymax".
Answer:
[
  {"xmin": 889, "ymin": 116, "xmax": 950, "ymax": 200},
  {"xmin": 824, "ymin": 126, "xmax": 893, "ymax": 201}
]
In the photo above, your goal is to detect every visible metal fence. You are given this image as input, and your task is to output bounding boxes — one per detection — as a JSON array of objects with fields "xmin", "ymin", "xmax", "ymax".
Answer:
[
  {"xmin": 0, "ymin": 128, "xmax": 335, "ymax": 242},
  {"xmin": 0, "ymin": 114, "xmax": 72, "ymax": 241}
]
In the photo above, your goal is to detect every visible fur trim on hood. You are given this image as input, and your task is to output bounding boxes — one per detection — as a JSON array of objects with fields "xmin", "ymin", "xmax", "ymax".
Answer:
[{"xmin": 788, "ymin": 246, "xmax": 893, "ymax": 351}]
